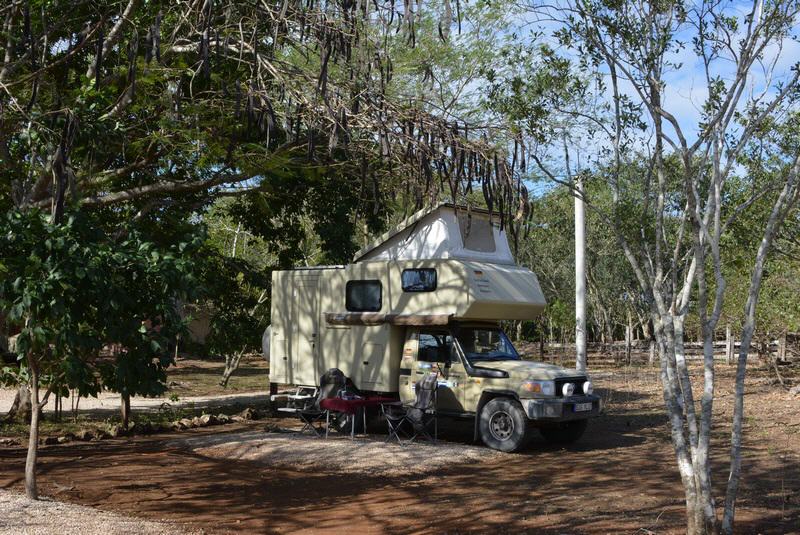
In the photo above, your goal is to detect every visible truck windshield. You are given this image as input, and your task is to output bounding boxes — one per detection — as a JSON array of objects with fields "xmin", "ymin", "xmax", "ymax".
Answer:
[{"xmin": 454, "ymin": 327, "xmax": 520, "ymax": 363}]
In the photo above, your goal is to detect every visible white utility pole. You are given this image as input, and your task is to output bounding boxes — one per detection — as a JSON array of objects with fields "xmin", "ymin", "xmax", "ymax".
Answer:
[{"xmin": 575, "ymin": 175, "xmax": 587, "ymax": 372}]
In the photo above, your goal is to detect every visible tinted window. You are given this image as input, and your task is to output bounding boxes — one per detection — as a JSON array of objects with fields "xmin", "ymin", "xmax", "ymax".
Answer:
[
  {"xmin": 402, "ymin": 268, "xmax": 437, "ymax": 292},
  {"xmin": 418, "ymin": 331, "xmax": 455, "ymax": 363},
  {"xmin": 346, "ymin": 280, "xmax": 382, "ymax": 312}
]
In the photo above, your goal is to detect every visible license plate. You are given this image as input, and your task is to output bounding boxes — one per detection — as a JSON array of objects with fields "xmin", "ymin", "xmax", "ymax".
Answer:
[{"xmin": 574, "ymin": 402, "xmax": 592, "ymax": 412}]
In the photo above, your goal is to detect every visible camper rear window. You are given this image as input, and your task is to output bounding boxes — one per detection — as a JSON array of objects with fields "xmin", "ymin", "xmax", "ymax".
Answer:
[
  {"xmin": 401, "ymin": 269, "xmax": 437, "ymax": 292},
  {"xmin": 345, "ymin": 280, "xmax": 382, "ymax": 312}
]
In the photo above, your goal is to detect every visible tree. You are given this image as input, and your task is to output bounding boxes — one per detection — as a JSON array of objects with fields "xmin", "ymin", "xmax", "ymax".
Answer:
[
  {"xmin": 0, "ymin": 0, "xmax": 525, "ymax": 224},
  {"xmin": 197, "ymin": 245, "xmax": 270, "ymax": 387},
  {"xmin": 493, "ymin": 0, "xmax": 800, "ymax": 532},
  {"xmin": 0, "ymin": 209, "xmax": 196, "ymax": 498}
]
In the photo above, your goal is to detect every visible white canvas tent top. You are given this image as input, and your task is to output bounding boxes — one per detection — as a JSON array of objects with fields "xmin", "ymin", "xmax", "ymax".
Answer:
[{"xmin": 353, "ymin": 203, "xmax": 515, "ymax": 264}]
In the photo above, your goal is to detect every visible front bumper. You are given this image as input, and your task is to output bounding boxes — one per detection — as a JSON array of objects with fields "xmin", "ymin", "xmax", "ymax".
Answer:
[{"xmin": 521, "ymin": 394, "xmax": 602, "ymax": 422}]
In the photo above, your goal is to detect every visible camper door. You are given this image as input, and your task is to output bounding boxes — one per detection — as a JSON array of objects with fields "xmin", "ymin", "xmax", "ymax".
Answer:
[
  {"xmin": 290, "ymin": 274, "xmax": 321, "ymax": 386},
  {"xmin": 413, "ymin": 328, "xmax": 466, "ymax": 412}
]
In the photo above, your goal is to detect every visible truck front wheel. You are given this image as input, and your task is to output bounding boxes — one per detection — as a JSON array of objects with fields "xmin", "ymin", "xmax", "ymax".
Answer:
[
  {"xmin": 479, "ymin": 398, "xmax": 531, "ymax": 452},
  {"xmin": 540, "ymin": 419, "xmax": 587, "ymax": 444}
]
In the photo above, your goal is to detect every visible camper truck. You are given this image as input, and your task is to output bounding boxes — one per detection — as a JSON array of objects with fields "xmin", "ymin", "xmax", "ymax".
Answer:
[{"xmin": 267, "ymin": 204, "xmax": 601, "ymax": 452}]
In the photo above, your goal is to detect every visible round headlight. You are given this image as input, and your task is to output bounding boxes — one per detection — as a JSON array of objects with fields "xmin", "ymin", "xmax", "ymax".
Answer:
[
  {"xmin": 583, "ymin": 380, "xmax": 593, "ymax": 395},
  {"xmin": 562, "ymin": 382, "xmax": 575, "ymax": 397}
]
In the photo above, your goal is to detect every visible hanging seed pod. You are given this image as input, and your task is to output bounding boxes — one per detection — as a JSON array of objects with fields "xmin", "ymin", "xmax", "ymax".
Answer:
[
  {"xmin": 201, "ymin": 28, "xmax": 211, "ymax": 79},
  {"xmin": 511, "ymin": 138, "xmax": 518, "ymax": 173},
  {"xmin": 340, "ymin": 107, "xmax": 349, "ymax": 144},
  {"xmin": 318, "ymin": 41, "xmax": 331, "ymax": 95},
  {"xmin": 307, "ymin": 125, "xmax": 315, "ymax": 160},
  {"xmin": 93, "ymin": 25, "xmax": 104, "ymax": 89},
  {"xmin": 438, "ymin": 0, "xmax": 452, "ymax": 42},
  {"xmin": 22, "ymin": 2, "xmax": 31, "ymax": 51},
  {"xmin": 498, "ymin": 191, "xmax": 505, "ymax": 232},
  {"xmin": 248, "ymin": 85, "xmax": 260, "ymax": 134},
  {"xmin": 154, "ymin": 11, "xmax": 162, "ymax": 63},
  {"xmin": 25, "ymin": 78, "xmax": 39, "ymax": 112},
  {"xmin": 234, "ymin": 80, "xmax": 241, "ymax": 120},
  {"xmin": 485, "ymin": 166, "xmax": 494, "ymax": 213},
  {"xmin": 372, "ymin": 172, "xmax": 380, "ymax": 215},
  {"xmin": 294, "ymin": 106, "xmax": 302, "ymax": 143},
  {"xmin": 127, "ymin": 35, "xmax": 138, "ymax": 100},
  {"xmin": 144, "ymin": 24, "xmax": 154, "ymax": 63},
  {"xmin": 264, "ymin": 96, "xmax": 277, "ymax": 137}
]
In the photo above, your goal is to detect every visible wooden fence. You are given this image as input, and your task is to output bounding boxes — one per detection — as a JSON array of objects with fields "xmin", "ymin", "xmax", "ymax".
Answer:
[{"xmin": 517, "ymin": 336, "xmax": 799, "ymax": 367}]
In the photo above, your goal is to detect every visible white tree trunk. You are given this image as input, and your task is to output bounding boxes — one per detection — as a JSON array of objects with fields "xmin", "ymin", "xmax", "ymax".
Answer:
[
  {"xmin": 725, "ymin": 324, "xmax": 733, "ymax": 365},
  {"xmin": 722, "ymin": 158, "xmax": 800, "ymax": 534},
  {"xmin": 575, "ymin": 175, "xmax": 587, "ymax": 372},
  {"xmin": 231, "ymin": 221, "xmax": 242, "ymax": 258},
  {"xmin": 625, "ymin": 310, "xmax": 633, "ymax": 365}
]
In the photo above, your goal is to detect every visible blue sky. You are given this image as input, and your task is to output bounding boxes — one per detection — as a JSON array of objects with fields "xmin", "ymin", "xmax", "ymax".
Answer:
[{"xmin": 508, "ymin": 0, "xmax": 800, "ymax": 192}]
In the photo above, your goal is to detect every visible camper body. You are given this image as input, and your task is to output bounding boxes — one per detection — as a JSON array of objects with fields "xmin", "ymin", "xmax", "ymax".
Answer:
[{"xmin": 268, "ymin": 204, "xmax": 601, "ymax": 451}]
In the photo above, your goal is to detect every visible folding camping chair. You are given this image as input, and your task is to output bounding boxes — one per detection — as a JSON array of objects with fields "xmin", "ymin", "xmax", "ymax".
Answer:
[
  {"xmin": 383, "ymin": 372, "xmax": 438, "ymax": 443},
  {"xmin": 273, "ymin": 386, "xmax": 318, "ymax": 409},
  {"xmin": 277, "ymin": 369, "xmax": 346, "ymax": 437}
]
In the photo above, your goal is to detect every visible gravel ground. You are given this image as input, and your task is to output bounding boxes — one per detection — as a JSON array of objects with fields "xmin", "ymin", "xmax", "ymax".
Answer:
[
  {"xmin": 0, "ymin": 490, "xmax": 197, "ymax": 535},
  {"xmin": 0, "ymin": 388, "xmax": 268, "ymax": 415},
  {"xmin": 174, "ymin": 429, "xmax": 502, "ymax": 476}
]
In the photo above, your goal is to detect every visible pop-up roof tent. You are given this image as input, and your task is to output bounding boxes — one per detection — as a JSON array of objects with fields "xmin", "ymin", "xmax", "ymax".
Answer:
[{"xmin": 353, "ymin": 203, "xmax": 515, "ymax": 264}]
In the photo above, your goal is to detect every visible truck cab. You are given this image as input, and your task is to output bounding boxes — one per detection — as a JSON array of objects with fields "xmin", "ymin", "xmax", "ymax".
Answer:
[{"xmin": 399, "ymin": 322, "xmax": 601, "ymax": 452}]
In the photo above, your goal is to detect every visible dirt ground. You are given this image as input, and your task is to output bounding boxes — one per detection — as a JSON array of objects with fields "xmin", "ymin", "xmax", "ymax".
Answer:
[
  {"xmin": 1, "ymin": 363, "xmax": 798, "ymax": 534},
  {"xmin": 0, "ymin": 489, "xmax": 198, "ymax": 535},
  {"xmin": 172, "ymin": 430, "xmax": 502, "ymax": 477}
]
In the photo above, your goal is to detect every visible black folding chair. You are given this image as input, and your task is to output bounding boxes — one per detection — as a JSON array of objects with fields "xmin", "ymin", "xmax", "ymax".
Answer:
[
  {"xmin": 282, "ymin": 369, "xmax": 346, "ymax": 437},
  {"xmin": 383, "ymin": 372, "xmax": 438, "ymax": 443}
]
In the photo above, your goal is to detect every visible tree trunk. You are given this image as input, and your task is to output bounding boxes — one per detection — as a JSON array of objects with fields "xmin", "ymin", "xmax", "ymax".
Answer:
[
  {"xmin": 25, "ymin": 359, "xmax": 40, "ymax": 500},
  {"xmin": 778, "ymin": 332, "xmax": 787, "ymax": 361},
  {"xmin": 722, "ymin": 158, "xmax": 800, "ymax": 534},
  {"xmin": 655, "ymin": 317, "xmax": 705, "ymax": 535},
  {"xmin": 220, "ymin": 349, "xmax": 246, "ymax": 387},
  {"xmin": 625, "ymin": 311, "xmax": 633, "ymax": 365},
  {"xmin": 121, "ymin": 392, "xmax": 131, "ymax": 430},
  {"xmin": 649, "ymin": 340, "xmax": 655, "ymax": 367},
  {"xmin": 575, "ymin": 175, "xmax": 587, "ymax": 372},
  {"xmin": 0, "ymin": 309, "xmax": 8, "ymax": 355},
  {"xmin": 4, "ymin": 385, "xmax": 32, "ymax": 423},
  {"xmin": 231, "ymin": 221, "xmax": 242, "ymax": 258},
  {"xmin": 725, "ymin": 324, "xmax": 733, "ymax": 365}
]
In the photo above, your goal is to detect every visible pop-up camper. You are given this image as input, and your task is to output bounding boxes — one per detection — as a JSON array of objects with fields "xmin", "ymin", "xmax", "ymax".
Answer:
[{"xmin": 268, "ymin": 203, "xmax": 600, "ymax": 451}]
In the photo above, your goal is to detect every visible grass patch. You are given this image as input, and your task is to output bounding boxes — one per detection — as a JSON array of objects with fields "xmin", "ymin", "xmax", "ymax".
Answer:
[{"xmin": 166, "ymin": 355, "xmax": 269, "ymax": 397}]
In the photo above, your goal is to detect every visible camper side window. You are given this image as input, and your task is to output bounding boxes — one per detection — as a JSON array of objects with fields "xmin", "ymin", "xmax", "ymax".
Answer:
[
  {"xmin": 345, "ymin": 280, "xmax": 382, "ymax": 312},
  {"xmin": 401, "ymin": 268, "xmax": 437, "ymax": 292}
]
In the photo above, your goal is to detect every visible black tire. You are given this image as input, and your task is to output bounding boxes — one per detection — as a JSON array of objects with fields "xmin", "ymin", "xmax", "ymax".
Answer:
[
  {"xmin": 479, "ymin": 398, "xmax": 531, "ymax": 452},
  {"xmin": 540, "ymin": 419, "xmax": 588, "ymax": 444}
]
